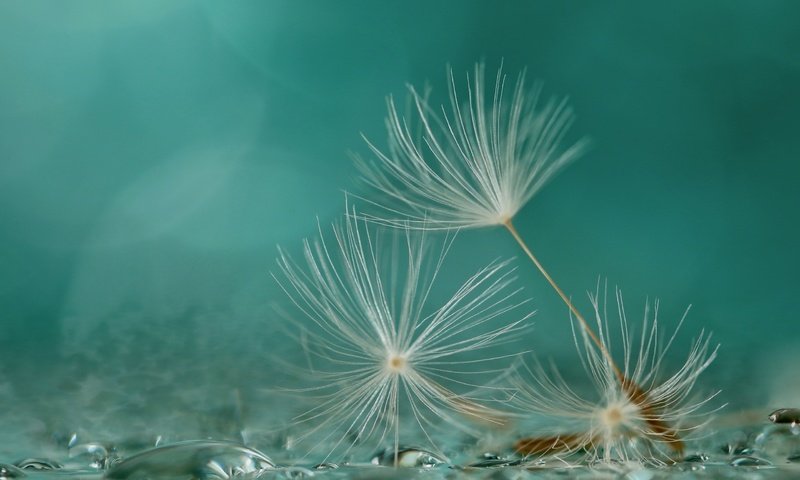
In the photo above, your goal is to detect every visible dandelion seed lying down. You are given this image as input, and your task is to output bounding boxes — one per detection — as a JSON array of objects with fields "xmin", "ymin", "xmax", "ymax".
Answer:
[
  {"xmin": 273, "ymin": 209, "xmax": 533, "ymax": 464},
  {"xmin": 510, "ymin": 286, "xmax": 720, "ymax": 464}
]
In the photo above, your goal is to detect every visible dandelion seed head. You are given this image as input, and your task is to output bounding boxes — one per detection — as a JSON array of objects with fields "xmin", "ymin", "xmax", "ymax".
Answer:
[
  {"xmin": 386, "ymin": 353, "xmax": 408, "ymax": 374},
  {"xmin": 273, "ymin": 206, "xmax": 532, "ymax": 460},
  {"xmin": 356, "ymin": 62, "xmax": 590, "ymax": 230},
  {"xmin": 511, "ymin": 284, "xmax": 719, "ymax": 464},
  {"xmin": 597, "ymin": 401, "xmax": 632, "ymax": 431}
]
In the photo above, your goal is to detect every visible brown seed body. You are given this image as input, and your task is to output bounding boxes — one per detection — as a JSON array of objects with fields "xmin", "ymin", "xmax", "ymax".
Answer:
[{"xmin": 514, "ymin": 433, "xmax": 587, "ymax": 456}]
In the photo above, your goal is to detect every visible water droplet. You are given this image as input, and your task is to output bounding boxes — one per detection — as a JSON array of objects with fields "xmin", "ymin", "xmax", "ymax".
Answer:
[
  {"xmin": 466, "ymin": 457, "xmax": 522, "ymax": 468},
  {"xmin": 754, "ymin": 424, "xmax": 800, "ymax": 460},
  {"xmin": 0, "ymin": 464, "xmax": 26, "ymax": 479},
  {"xmin": 730, "ymin": 455, "xmax": 772, "ymax": 467},
  {"xmin": 105, "ymin": 440, "xmax": 275, "ymax": 479},
  {"xmin": 282, "ymin": 466, "xmax": 315, "ymax": 478},
  {"xmin": 370, "ymin": 446, "xmax": 446, "ymax": 468},
  {"xmin": 768, "ymin": 408, "xmax": 800, "ymax": 425},
  {"xmin": 68, "ymin": 442, "xmax": 114, "ymax": 470},
  {"xmin": 14, "ymin": 459, "xmax": 62, "ymax": 471},
  {"xmin": 312, "ymin": 463, "xmax": 339, "ymax": 470},
  {"xmin": 682, "ymin": 453, "xmax": 708, "ymax": 463},
  {"xmin": 721, "ymin": 439, "xmax": 754, "ymax": 456}
]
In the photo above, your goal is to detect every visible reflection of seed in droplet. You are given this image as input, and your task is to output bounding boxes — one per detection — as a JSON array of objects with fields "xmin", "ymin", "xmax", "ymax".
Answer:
[
  {"xmin": 0, "ymin": 464, "xmax": 26, "ymax": 479},
  {"xmin": 769, "ymin": 408, "xmax": 800, "ymax": 425},
  {"xmin": 788, "ymin": 454, "xmax": 800, "ymax": 463},
  {"xmin": 14, "ymin": 459, "xmax": 62, "ymax": 471},
  {"xmin": 730, "ymin": 455, "xmax": 773, "ymax": 467},
  {"xmin": 105, "ymin": 440, "xmax": 275, "ymax": 479},
  {"xmin": 370, "ymin": 447, "xmax": 446, "ymax": 468},
  {"xmin": 312, "ymin": 463, "xmax": 339, "ymax": 470}
]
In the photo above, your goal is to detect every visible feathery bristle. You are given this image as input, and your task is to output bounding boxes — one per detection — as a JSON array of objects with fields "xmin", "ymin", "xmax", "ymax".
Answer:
[
  {"xmin": 273, "ymin": 206, "xmax": 533, "ymax": 461},
  {"xmin": 356, "ymin": 63, "xmax": 589, "ymax": 229}
]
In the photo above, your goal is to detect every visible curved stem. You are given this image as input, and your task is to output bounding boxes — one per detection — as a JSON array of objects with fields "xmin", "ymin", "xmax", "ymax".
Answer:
[{"xmin": 502, "ymin": 219, "xmax": 624, "ymax": 383}]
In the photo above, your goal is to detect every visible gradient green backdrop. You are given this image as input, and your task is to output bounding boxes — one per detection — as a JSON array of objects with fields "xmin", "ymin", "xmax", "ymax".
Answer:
[{"xmin": 1, "ymin": 0, "xmax": 798, "ymax": 440}]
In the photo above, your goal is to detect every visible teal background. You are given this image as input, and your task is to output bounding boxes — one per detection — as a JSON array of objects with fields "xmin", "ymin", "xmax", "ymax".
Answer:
[{"xmin": 1, "ymin": 0, "xmax": 799, "ymax": 454}]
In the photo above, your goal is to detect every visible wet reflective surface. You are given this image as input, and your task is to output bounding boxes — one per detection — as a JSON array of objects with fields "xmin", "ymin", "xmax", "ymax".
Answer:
[
  {"xmin": 0, "ymin": 393, "xmax": 799, "ymax": 480},
  {"xmin": 105, "ymin": 441, "xmax": 274, "ymax": 479}
]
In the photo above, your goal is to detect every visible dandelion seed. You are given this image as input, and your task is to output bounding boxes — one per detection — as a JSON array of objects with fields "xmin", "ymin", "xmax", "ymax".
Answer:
[
  {"xmin": 357, "ymin": 62, "xmax": 588, "ymax": 231},
  {"xmin": 511, "ymin": 285, "xmax": 720, "ymax": 464},
  {"xmin": 272, "ymin": 207, "xmax": 532, "ymax": 463}
]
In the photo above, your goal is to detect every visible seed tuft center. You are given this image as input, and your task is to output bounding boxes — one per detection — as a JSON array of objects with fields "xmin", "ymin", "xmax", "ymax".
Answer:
[{"xmin": 387, "ymin": 354, "xmax": 407, "ymax": 373}]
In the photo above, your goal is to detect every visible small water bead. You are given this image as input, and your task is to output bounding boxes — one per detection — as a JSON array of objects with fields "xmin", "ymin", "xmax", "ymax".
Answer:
[
  {"xmin": 682, "ymin": 453, "xmax": 709, "ymax": 463},
  {"xmin": 281, "ymin": 467, "xmax": 315, "ymax": 478},
  {"xmin": 312, "ymin": 463, "xmax": 339, "ymax": 470},
  {"xmin": 13, "ymin": 459, "xmax": 62, "ymax": 471},
  {"xmin": 105, "ymin": 440, "xmax": 275, "ymax": 479},
  {"xmin": 720, "ymin": 439, "xmax": 754, "ymax": 456},
  {"xmin": 466, "ymin": 457, "xmax": 522, "ymax": 468},
  {"xmin": 730, "ymin": 455, "xmax": 773, "ymax": 467},
  {"xmin": 370, "ymin": 447, "xmax": 446, "ymax": 468},
  {"xmin": 677, "ymin": 454, "xmax": 709, "ymax": 473},
  {"xmin": 0, "ymin": 465, "xmax": 25, "ymax": 479}
]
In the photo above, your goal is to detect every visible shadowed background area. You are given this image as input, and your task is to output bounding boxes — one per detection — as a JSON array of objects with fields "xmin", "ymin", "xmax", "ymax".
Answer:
[{"xmin": 0, "ymin": 0, "xmax": 798, "ymax": 459}]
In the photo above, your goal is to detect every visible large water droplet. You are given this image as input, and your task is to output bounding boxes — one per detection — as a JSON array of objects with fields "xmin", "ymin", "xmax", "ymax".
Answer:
[
  {"xmin": 370, "ymin": 446, "xmax": 446, "ymax": 468},
  {"xmin": 730, "ymin": 455, "xmax": 773, "ymax": 467},
  {"xmin": 68, "ymin": 442, "xmax": 114, "ymax": 470},
  {"xmin": 105, "ymin": 440, "xmax": 275, "ymax": 479}
]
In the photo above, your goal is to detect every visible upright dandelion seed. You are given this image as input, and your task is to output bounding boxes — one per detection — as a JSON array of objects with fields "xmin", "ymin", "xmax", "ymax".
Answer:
[
  {"xmin": 511, "ymin": 286, "xmax": 719, "ymax": 464},
  {"xmin": 273, "ymin": 207, "xmax": 533, "ymax": 463}
]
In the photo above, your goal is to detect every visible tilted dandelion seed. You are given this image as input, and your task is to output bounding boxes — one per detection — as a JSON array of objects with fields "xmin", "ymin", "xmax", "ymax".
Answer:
[
  {"xmin": 511, "ymin": 285, "xmax": 720, "ymax": 464},
  {"xmin": 356, "ymin": 62, "xmax": 588, "ymax": 230},
  {"xmin": 272, "ymin": 207, "xmax": 533, "ymax": 463}
]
